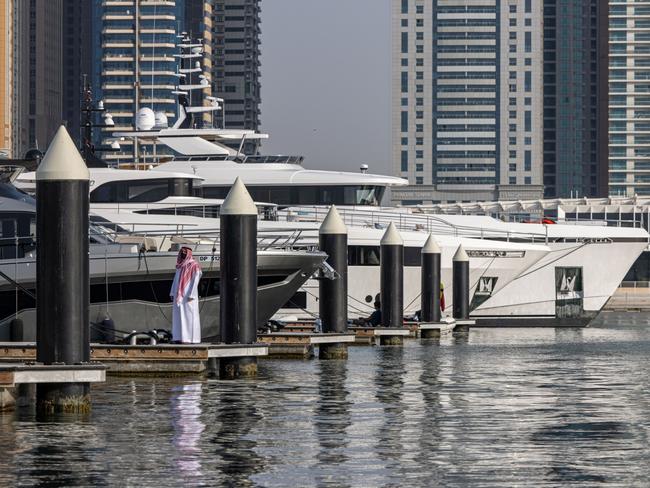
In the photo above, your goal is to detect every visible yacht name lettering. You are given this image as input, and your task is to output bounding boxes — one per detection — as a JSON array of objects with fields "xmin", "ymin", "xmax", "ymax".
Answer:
[{"xmin": 198, "ymin": 255, "xmax": 220, "ymax": 262}]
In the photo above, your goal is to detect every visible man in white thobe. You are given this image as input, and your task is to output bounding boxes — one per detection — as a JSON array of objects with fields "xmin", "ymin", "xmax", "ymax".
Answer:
[{"xmin": 170, "ymin": 247, "xmax": 202, "ymax": 343}]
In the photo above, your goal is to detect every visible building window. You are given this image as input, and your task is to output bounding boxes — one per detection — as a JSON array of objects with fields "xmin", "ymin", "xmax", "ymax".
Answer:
[
  {"xmin": 416, "ymin": 163, "xmax": 423, "ymax": 172},
  {"xmin": 401, "ymin": 151, "xmax": 408, "ymax": 171},
  {"xmin": 416, "ymin": 150, "xmax": 423, "ymax": 158},
  {"xmin": 525, "ymin": 137, "xmax": 531, "ymax": 145},
  {"xmin": 401, "ymin": 59, "xmax": 408, "ymax": 67},
  {"xmin": 401, "ymin": 72, "xmax": 408, "ymax": 93},
  {"xmin": 509, "ymin": 58, "xmax": 517, "ymax": 66},
  {"xmin": 416, "ymin": 58, "xmax": 424, "ymax": 66},
  {"xmin": 402, "ymin": 0, "xmax": 408, "ymax": 14},
  {"xmin": 509, "ymin": 5, "xmax": 516, "ymax": 13},
  {"xmin": 524, "ymin": 176, "xmax": 531, "ymax": 184},
  {"xmin": 416, "ymin": 137, "xmax": 424, "ymax": 145},
  {"xmin": 525, "ymin": 111, "xmax": 531, "ymax": 132},
  {"xmin": 509, "ymin": 177, "xmax": 516, "ymax": 185},
  {"xmin": 401, "ymin": 32, "xmax": 408, "ymax": 53},
  {"xmin": 509, "ymin": 71, "xmax": 517, "ymax": 80},
  {"xmin": 416, "ymin": 5, "xmax": 424, "ymax": 14},
  {"xmin": 509, "ymin": 18, "xmax": 516, "ymax": 27},
  {"xmin": 401, "ymin": 112, "xmax": 408, "ymax": 132},
  {"xmin": 509, "ymin": 32, "xmax": 517, "ymax": 40},
  {"xmin": 509, "ymin": 137, "xmax": 517, "ymax": 145},
  {"xmin": 401, "ymin": 137, "xmax": 408, "ymax": 145},
  {"xmin": 509, "ymin": 84, "xmax": 517, "ymax": 92},
  {"xmin": 401, "ymin": 19, "xmax": 408, "ymax": 27},
  {"xmin": 525, "ymin": 58, "xmax": 531, "ymax": 66},
  {"xmin": 524, "ymin": 97, "xmax": 531, "ymax": 105},
  {"xmin": 416, "ymin": 32, "xmax": 424, "ymax": 41},
  {"xmin": 525, "ymin": 32, "xmax": 532, "ymax": 53},
  {"xmin": 509, "ymin": 150, "xmax": 517, "ymax": 158},
  {"xmin": 525, "ymin": 0, "xmax": 531, "ymax": 13},
  {"xmin": 416, "ymin": 97, "xmax": 423, "ymax": 106},
  {"xmin": 509, "ymin": 110, "xmax": 517, "ymax": 119},
  {"xmin": 509, "ymin": 123, "xmax": 517, "ymax": 132},
  {"xmin": 509, "ymin": 45, "xmax": 517, "ymax": 53},
  {"xmin": 416, "ymin": 124, "xmax": 423, "ymax": 132},
  {"xmin": 525, "ymin": 71, "xmax": 531, "ymax": 91},
  {"xmin": 416, "ymin": 44, "xmax": 424, "ymax": 53},
  {"xmin": 401, "ymin": 98, "xmax": 408, "ymax": 106},
  {"xmin": 509, "ymin": 163, "xmax": 517, "ymax": 172},
  {"xmin": 509, "ymin": 97, "xmax": 517, "ymax": 106},
  {"xmin": 416, "ymin": 72, "xmax": 424, "ymax": 80},
  {"xmin": 525, "ymin": 150, "xmax": 531, "ymax": 171},
  {"xmin": 416, "ymin": 111, "xmax": 424, "ymax": 119},
  {"xmin": 416, "ymin": 177, "xmax": 423, "ymax": 185}
]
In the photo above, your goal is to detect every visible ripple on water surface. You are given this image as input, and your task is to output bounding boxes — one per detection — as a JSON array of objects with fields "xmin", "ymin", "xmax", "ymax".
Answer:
[{"xmin": 1, "ymin": 314, "xmax": 650, "ymax": 487}]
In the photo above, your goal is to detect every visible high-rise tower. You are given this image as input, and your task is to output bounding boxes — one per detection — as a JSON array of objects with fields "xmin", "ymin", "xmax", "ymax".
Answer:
[{"xmin": 391, "ymin": 0, "xmax": 544, "ymax": 205}]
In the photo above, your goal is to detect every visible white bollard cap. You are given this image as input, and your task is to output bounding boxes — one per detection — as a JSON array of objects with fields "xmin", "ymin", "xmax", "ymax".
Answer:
[
  {"xmin": 36, "ymin": 126, "xmax": 89, "ymax": 181},
  {"xmin": 453, "ymin": 244, "xmax": 470, "ymax": 262},
  {"xmin": 319, "ymin": 205, "xmax": 347, "ymax": 235},
  {"xmin": 220, "ymin": 177, "xmax": 258, "ymax": 215},
  {"xmin": 422, "ymin": 234, "xmax": 441, "ymax": 254},
  {"xmin": 380, "ymin": 222, "xmax": 403, "ymax": 246}
]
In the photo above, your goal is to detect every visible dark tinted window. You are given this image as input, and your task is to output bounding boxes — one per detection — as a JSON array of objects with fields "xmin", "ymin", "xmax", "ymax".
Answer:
[
  {"xmin": 201, "ymin": 185, "xmax": 386, "ymax": 206},
  {"xmin": 90, "ymin": 178, "xmax": 194, "ymax": 203}
]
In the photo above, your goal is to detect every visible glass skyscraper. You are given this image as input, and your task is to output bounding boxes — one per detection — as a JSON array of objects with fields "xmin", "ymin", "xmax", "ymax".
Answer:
[
  {"xmin": 392, "ymin": 0, "xmax": 544, "ymax": 205},
  {"xmin": 542, "ymin": 0, "xmax": 608, "ymax": 198},
  {"xmin": 608, "ymin": 0, "xmax": 650, "ymax": 196},
  {"xmin": 96, "ymin": 0, "xmax": 185, "ymax": 161}
]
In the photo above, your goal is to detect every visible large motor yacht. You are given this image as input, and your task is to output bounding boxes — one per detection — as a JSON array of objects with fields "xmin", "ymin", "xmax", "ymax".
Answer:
[{"xmin": 1, "ymin": 167, "xmax": 326, "ymax": 341}]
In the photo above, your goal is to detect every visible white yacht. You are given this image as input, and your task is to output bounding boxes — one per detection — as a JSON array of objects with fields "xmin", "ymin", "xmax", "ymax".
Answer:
[{"xmin": 1, "ymin": 168, "xmax": 326, "ymax": 341}]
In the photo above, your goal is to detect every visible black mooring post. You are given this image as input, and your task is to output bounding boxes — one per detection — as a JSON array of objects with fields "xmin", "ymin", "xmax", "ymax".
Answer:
[
  {"xmin": 318, "ymin": 205, "xmax": 348, "ymax": 359},
  {"xmin": 452, "ymin": 245, "xmax": 470, "ymax": 320},
  {"xmin": 421, "ymin": 234, "xmax": 441, "ymax": 323},
  {"xmin": 380, "ymin": 223, "xmax": 404, "ymax": 345},
  {"xmin": 220, "ymin": 177, "xmax": 259, "ymax": 378},
  {"xmin": 36, "ymin": 126, "xmax": 91, "ymax": 413}
]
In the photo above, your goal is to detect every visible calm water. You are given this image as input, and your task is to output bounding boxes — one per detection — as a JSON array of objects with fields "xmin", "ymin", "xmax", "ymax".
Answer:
[{"xmin": 2, "ymin": 313, "xmax": 650, "ymax": 487}]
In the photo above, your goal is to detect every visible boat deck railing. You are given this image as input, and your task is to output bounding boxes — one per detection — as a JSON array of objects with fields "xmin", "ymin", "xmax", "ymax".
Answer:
[
  {"xmin": 279, "ymin": 206, "xmax": 554, "ymax": 243},
  {"xmin": 279, "ymin": 206, "xmax": 646, "ymax": 244},
  {"xmin": 91, "ymin": 224, "xmax": 318, "ymax": 253}
]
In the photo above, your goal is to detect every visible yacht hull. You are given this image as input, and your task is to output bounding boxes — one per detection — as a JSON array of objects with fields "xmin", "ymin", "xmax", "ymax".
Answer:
[{"xmin": 0, "ymin": 250, "xmax": 325, "ymax": 342}]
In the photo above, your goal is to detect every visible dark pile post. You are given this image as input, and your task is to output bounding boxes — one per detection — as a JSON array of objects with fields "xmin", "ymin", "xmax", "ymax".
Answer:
[
  {"xmin": 420, "ymin": 234, "xmax": 441, "ymax": 339},
  {"xmin": 380, "ymin": 223, "xmax": 404, "ymax": 346},
  {"xmin": 318, "ymin": 205, "xmax": 348, "ymax": 359},
  {"xmin": 452, "ymin": 245, "xmax": 470, "ymax": 320},
  {"xmin": 36, "ymin": 126, "xmax": 91, "ymax": 413},
  {"xmin": 220, "ymin": 177, "xmax": 259, "ymax": 378}
]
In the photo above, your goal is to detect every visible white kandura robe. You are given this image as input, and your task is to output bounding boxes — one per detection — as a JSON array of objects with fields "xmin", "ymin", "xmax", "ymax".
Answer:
[{"xmin": 170, "ymin": 268, "xmax": 203, "ymax": 343}]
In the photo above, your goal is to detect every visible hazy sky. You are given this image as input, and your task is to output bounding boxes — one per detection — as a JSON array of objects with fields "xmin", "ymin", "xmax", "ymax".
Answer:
[{"xmin": 260, "ymin": 0, "xmax": 392, "ymax": 175}]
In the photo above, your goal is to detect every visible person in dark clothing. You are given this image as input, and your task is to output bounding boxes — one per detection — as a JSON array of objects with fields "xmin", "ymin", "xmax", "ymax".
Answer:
[{"xmin": 367, "ymin": 298, "xmax": 382, "ymax": 327}]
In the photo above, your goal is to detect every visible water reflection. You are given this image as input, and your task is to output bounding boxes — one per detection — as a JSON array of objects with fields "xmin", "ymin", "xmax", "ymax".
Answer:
[
  {"xmin": 314, "ymin": 360, "xmax": 351, "ymax": 488},
  {"xmin": 209, "ymin": 383, "xmax": 266, "ymax": 487},
  {"xmin": 374, "ymin": 347, "xmax": 406, "ymax": 477},
  {"xmin": 171, "ymin": 383, "xmax": 205, "ymax": 481},
  {"xmin": 1, "ymin": 319, "xmax": 650, "ymax": 486}
]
